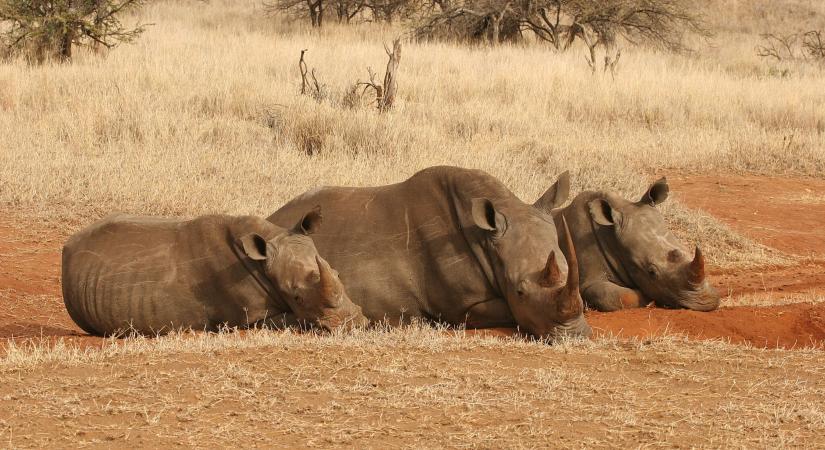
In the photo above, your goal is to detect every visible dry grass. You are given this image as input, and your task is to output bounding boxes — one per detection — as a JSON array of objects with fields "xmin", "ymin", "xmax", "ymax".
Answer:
[
  {"xmin": 1, "ymin": 326, "xmax": 824, "ymax": 448},
  {"xmin": 724, "ymin": 290, "xmax": 825, "ymax": 307},
  {"xmin": 0, "ymin": 1, "xmax": 823, "ymax": 267}
]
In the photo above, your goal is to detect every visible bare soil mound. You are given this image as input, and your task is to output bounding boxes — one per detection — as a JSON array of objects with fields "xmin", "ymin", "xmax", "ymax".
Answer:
[{"xmin": 1, "ymin": 173, "xmax": 825, "ymax": 349}]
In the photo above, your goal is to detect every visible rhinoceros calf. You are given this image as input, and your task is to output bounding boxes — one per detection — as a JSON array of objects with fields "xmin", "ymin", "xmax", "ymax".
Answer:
[
  {"xmin": 545, "ymin": 178, "xmax": 720, "ymax": 312},
  {"xmin": 267, "ymin": 166, "xmax": 590, "ymax": 340},
  {"xmin": 62, "ymin": 211, "xmax": 367, "ymax": 336}
]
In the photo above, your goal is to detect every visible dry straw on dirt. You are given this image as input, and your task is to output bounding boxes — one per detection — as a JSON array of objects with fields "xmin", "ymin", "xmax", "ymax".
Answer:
[{"xmin": 1, "ymin": 326, "xmax": 825, "ymax": 447}]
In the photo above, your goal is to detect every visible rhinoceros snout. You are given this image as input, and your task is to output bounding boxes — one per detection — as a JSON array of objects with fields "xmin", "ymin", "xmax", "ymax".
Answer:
[
  {"xmin": 548, "ymin": 315, "xmax": 592, "ymax": 342},
  {"xmin": 685, "ymin": 285, "xmax": 721, "ymax": 311}
]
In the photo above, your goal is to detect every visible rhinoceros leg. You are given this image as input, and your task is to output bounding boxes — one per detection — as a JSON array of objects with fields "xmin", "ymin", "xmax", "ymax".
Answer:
[
  {"xmin": 463, "ymin": 298, "xmax": 516, "ymax": 328},
  {"xmin": 582, "ymin": 281, "xmax": 650, "ymax": 312}
]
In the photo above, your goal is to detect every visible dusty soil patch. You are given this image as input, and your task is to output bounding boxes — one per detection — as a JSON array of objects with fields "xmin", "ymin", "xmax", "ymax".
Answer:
[
  {"xmin": 0, "ymin": 218, "xmax": 81, "ymax": 341},
  {"xmin": 0, "ymin": 220, "xmax": 63, "ymax": 297},
  {"xmin": 670, "ymin": 174, "xmax": 825, "ymax": 258},
  {"xmin": 711, "ymin": 260, "xmax": 825, "ymax": 298},
  {"xmin": 2, "ymin": 330, "xmax": 824, "ymax": 448}
]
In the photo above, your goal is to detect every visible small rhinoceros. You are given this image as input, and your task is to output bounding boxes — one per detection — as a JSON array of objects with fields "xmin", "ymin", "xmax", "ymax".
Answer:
[
  {"xmin": 543, "ymin": 177, "xmax": 720, "ymax": 312},
  {"xmin": 61, "ymin": 210, "xmax": 367, "ymax": 336}
]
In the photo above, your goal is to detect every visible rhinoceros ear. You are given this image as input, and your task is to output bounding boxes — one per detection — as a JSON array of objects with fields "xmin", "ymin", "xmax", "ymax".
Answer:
[
  {"xmin": 294, "ymin": 206, "xmax": 323, "ymax": 235},
  {"xmin": 639, "ymin": 177, "xmax": 669, "ymax": 206},
  {"xmin": 471, "ymin": 198, "xmax": 507, "ymax": 234},
  {"xmin": 533, "ymin": 170, "xmax": 571, "ymax": 212},
  {"xmin": 588, "ymin": 198, "xmax": 620, "ymax": 227},
  {"xmin": 239, "ymin": 233, "xmax": 268, "ymax": 261}
]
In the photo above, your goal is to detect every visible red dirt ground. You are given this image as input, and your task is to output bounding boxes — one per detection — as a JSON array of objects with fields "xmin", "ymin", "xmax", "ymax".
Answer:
[
  {"xmin": 670, "ymin": 174, "xmax": 825, "ymax": 259},
  {"xmin": 1, "ymin": 174, "xmax": 824, "ymax": 349}
]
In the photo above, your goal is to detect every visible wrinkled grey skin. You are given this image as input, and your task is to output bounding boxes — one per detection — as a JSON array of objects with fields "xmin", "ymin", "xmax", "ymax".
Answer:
[
  {"xmin": 547, "ymin": 178, "xmax": 720, "ymax": 312},
  {"xmin": 268, "ymin": 166, "xmax": 590, "ymax": 340},
  {"xmin": 62, "ymin": 212, "xmax": 367, "ymax": 336}
]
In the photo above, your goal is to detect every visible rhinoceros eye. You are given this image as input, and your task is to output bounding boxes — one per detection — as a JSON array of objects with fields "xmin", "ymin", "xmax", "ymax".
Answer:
[
  {"xmin": 516, "ymin": 280, "xmax": 529, "ymax": 297},
  {"xmin": 647, "ymin": 265, "xmax": 660, "ymax": 279}
]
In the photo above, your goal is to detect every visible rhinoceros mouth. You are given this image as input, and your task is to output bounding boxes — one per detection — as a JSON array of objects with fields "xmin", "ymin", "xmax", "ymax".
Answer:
[{"xmin": 546, "ymin": 315, "xmax": 593, "ymax": 341}]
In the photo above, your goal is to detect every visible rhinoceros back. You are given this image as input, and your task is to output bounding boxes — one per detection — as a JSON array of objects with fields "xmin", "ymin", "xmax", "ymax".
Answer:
[
  {"xmin": 267, "ymin": 166, "xmax": 506, "ymax": 323},
  {"xmin": 62, "ymin": 214, "xmax": 209, "ymax": 335}
]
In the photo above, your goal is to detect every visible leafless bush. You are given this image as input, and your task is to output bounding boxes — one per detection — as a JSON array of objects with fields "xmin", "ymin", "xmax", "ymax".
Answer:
[
  {"xmin": 757, "ymin": 33, "xmax": 800, "ymax": 61},
  {"xmin": 355, "ymin": 39, "xmax": 402, "ymax": 111},
  {"xmin": 802, "ymin": 30, "xmax": 825, "ymax": 60},
  {"xmin": 757, "ymin": 30, "xmax": 825, "ymax": 63},
  {"xmin": 298, "ymin": 49, "xmax": 327, "ymax": 102}
]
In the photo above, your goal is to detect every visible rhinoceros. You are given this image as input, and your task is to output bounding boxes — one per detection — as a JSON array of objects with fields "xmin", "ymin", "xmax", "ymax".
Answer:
[
  {"xmin": 267, "ymin": 166, "xmax": 590, "ymax": 339},
  {"xmin": 545, "ymin": 177, "xmax": 720, "ymax": 312},
  {"xmin": 61, "ymin": 211, "xmax": 367, "ymax": 336}
]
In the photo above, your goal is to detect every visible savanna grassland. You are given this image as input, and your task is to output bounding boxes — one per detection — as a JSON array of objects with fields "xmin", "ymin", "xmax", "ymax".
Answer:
[{"xmin": 1, "ymin": 0, "xmax": 825, "ymax": 447}]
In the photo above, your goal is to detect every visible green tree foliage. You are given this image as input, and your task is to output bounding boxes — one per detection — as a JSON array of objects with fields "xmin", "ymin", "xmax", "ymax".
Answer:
[{"xmin": 0, "ymin": 0, "xmax": 147, "ymax": 63}]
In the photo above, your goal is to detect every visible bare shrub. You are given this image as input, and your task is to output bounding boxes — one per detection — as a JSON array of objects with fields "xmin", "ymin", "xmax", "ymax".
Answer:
[
  {"xmin": 298, "ymin": 49, "xmax": 327, "ymax": 102},
  {"xmin": 802, "ymin": 30, "xmax": 825, "ymax": 60},
  {"xmin": 758, "ymin": 30, "xmax": 825, "ymax": 62},
  {"xmin": 0, "ymin": 0, "xmax": 147, "ymax": 63},
  {"xmin": 354, "ymin": 39, "xmax": 402, "ymax": 112},
  {"xmin": 757, "ymin": 33, "xmax": 800, "ymax": 61}
]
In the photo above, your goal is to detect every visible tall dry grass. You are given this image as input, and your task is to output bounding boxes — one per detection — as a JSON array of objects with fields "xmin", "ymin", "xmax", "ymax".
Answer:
[{"xmin": 0, "ymin": 0, "xmax": 822, "ymax": 267}]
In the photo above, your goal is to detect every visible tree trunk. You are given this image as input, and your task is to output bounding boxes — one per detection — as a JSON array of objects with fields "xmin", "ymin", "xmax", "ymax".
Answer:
[
  {"xmin": 59, "ymin": 30, "xmax": 73, "ymax": 61},
  {"xmin": 379, "ymin": 39, "xmax": 401, "ymax": 112},
  {"xmin": 308, "ymin": 0, "xmax": 321, "ymax": 27}
]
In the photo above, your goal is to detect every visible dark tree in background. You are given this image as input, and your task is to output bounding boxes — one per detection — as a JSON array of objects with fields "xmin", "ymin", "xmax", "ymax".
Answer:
[
  {"xmin": 0, "ymin": 0, "xmax": 147, "ymax": 63},
  {"xmin": 414, "ymin": 0, "xmax": 709, "ymax": 52},
  {"xmin": 265, "ymin": 0, "xmax": 415, "ymax": 26},
  {"xmin": 264, "ymin": 0, "xmax": 326, "ymax": 27}
]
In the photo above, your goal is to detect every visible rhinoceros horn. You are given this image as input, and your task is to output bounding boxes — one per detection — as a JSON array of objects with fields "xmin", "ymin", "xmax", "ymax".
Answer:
[
  {"xmin": 689, "ymin": 246, "xmax": 705, "ymax": 285},
  {"xmin": 560, "ymin": 216, "xmax": 580, "ymax": 312},
  {"xmin": 541, "ymin": 251, "xmax": 561, "ymax": 287},
  {"xmin": 317, "ymin": 256, "xmax": 339, "ymax": 306}
]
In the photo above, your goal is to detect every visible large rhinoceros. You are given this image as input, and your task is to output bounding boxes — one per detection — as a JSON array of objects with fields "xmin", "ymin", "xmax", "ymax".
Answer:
[
  {"xmin": 267, "ymin": 166, "xmax": 590, "ymax": 339},
  {"xmin": 545, "ymin": 178, "xmax": 720, "ymax": 312},
  {"xmin": 62, "ymin": 211, "xmax": 367, "ymax": 336}
]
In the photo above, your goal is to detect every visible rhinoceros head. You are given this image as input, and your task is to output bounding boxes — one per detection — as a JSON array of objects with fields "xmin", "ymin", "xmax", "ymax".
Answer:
[
  {"xmin": 470, "ymin": 173, "xmax": 590, "ymax": 340},
  {"xmin": 239, "ymin": 208, "xmax": 367, "ymax": 330},
  {"xmin": 587, "ymin": 178, "xmax": 720, "ymax": 311}
]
